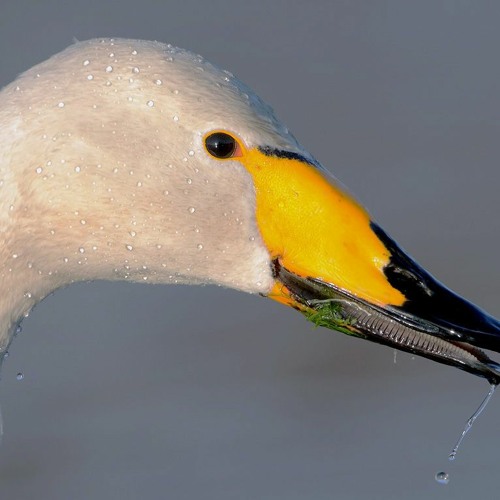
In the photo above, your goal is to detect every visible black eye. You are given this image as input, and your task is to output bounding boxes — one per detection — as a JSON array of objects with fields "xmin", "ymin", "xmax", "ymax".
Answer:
[{"xmin": 205, "ymin": 132, "xmax": 237, "ymax": 159}]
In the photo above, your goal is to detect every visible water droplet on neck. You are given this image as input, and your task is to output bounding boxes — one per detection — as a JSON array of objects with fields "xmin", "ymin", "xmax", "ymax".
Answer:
[{"xmin": 435, "ymin": 471, "xmax": 449, "ymax": 485}]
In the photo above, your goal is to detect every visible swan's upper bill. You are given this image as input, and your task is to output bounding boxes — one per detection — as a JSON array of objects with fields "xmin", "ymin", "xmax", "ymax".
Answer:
[{"xmin": 1, "ymin": 38, "xmax": 499, "ymax": 382}]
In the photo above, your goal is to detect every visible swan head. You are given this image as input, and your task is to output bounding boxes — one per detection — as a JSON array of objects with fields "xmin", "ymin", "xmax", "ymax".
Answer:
[{"xmin": 1, "ymin": 38, "xmax": 499, "ymax": 382}]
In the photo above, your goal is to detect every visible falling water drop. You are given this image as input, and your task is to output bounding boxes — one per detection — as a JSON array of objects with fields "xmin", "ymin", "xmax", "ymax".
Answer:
[
  {"xmin": 448, "ymin": 384, "xmax": 496, "ymax": 461},
  {"xmin": 435, "ymin": 472, "xmax": 449, "ymax": 485}
]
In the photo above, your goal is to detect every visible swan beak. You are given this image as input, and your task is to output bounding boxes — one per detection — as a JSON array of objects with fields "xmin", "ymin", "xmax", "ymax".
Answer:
[{"xmin": 241, "ymin": 147, "xmax": 500, "ymax": 383}]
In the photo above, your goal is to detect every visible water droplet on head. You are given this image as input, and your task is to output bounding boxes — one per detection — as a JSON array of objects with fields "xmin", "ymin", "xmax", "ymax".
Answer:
[
  {"xmin": 188, "ymin": 150, "xmax": 195, "ymax": 156},
  {"xmin": 16, "ymin": 373, "xmax": 24, "ymax": 381},
  {"xmin": 58, "ymin": 102, "xmax": 65, "ymax": 108},
  {"xmin": 186, "ymin": 178, "xmax": 192, "ymax": 184},
  {"xmin": 83, "ymin": 59, "xmax": 90, "ymax": 66},
  {"xmin": 132, "ymin": 67, "xmax": 140, "ymax": 74},
  {"xmin": 126, "ymin": 244, "xmax": 133, "ymax": 251},
  {"xmin": 173, "ymin": 115, "xmax": 179, "ymax": 122},
  {"xmin": 188, "ymin": 207, "xmax": 196, "ymax": 214},
  {"xmin": 197, "ymin": 244, "xmax": 203, "ymax": 250},
  {"xmin": 131, "ymin": 50, "xmax": 138, "ymax": 55},
  {"xmin": 78, "ymin": 247, "xmax": 85, "ymax": 254},
  {"xmin": 74, "ymin": 166, "xmax": 81, "ymax": 173},
  {"xmin": 105, "ymin": 65, "xmax": 113, "ymax": 73},
  {"xmin": 155, "ymin": 79, "xmax": 162, "ymax": 85},
  {"xmin": 35, "ymin": 167, "xmax": 43, "ymax": 174},
  {"xmin": 87, "ymin": 74, "xmax": 94, "ymax": 80},
  {"xmin": 147, "ymin": 100, "xmax": 154, "ymax": 107},
  {"xmin": 435, "ymin": 472, "xmax": 449, "ymax": 485}
]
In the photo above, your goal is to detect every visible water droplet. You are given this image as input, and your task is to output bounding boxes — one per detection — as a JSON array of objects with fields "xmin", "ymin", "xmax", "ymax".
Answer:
[
  {"xmin": 435, "ymin": 472, "xmax": 449, "ymax": 485},
  {"xmin": 155, "ymin": 79, "xmax": 162, "ymax": 85},
  {"xmin": 448, "ymin": 384, "xmax": 496, "ymax": 461},
  {"xmin": 16, "ymin": 373, "xmax": 24, "ymax": 381},
  {"xmin": 105, "ymin": 65, "xmax": 113, "ymax": 73},
  {"xmin": 166, "ymin": 56, "xmax": 174, "ymax": 62},
  {"xmin": 173, "ymin": 115, "xmax": 179, "ymax": 122},
  {"xmin": 131, "ymin": 49, "xmax": 138, "ymax": 55},
  {"xmin": 173, "ymin": 89, "xmax": 179, "ymax": 95},
  {"xmin": 197, "ymin": 244, "xmax": 203, "ymax": 250},
  {"xmin": 35, "ymin": 167, "xmax": 43, "ymax": 174},
  {"xmin": 132, "ymin": 67, "xmax": 140, "ymax": 74},
  {"xmin": 74, "ymin": 166, "xmax": 81, "ymax": 173},
  {"xmin": 163, "ymin": 190, "xmax": 169, "ymax": 196},
  {"xmin": 108, "ymin": 52, "xmax": 114, "ymax": 58},
  {"xmin": 12, "ymin": 254, "xmax": 18, "ymax": 259},
  {"xmin": 188, "ymin": 207, "xmax": 195, "ymax": 214},
  {"xmin": 58, "ymin": 102, "xmax": 65, "ymax": 108},
  {"xmin": 126, "ymin": 245, "xmax": 133, "ymax": 251},
  {"xmin": 78, "ymin": 247, "xmax": 85, "ymax": 254},
  {"xmin": 147, "ymin": 100, "xmax": 154, "ymax": 107},
  {"xmin": 188, "ymin": 150, "xmax": 195, "ymax": 156},
  {"xmin": 24, "ymin": 292, "xmax": 32, "ymax": 299},
  {"xmin": 83, "ymin": 59, "xmax": 90, "ymax": 66},
  {"xmin": 136, "ymin": 181, "xmax": 142, "ymax": 187},
  {"xmin": 129, "ymin": 231, "xmax": 136, "ymax": 237},
  {"xmin": 186, "ymin": 178, "xmax": 192, "ymax": 184},
  {"xmin": 80, "ymin": 220, "xmax": 86, "ymax": 225},
  {"xmin": 156, "ymin": 244, "xmax": 162, "ymax": 249}
]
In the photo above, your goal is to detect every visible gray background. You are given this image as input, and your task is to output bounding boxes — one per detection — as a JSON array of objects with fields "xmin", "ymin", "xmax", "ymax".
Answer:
[{"xmin": 1, "ymin": 1, "xmax": 499, "ymax": 499}]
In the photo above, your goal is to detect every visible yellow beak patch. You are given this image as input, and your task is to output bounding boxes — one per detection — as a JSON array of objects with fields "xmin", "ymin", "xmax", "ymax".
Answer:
[{"xmin": 238, "ymin": 146, "xmax": 406, "ymax": 308}]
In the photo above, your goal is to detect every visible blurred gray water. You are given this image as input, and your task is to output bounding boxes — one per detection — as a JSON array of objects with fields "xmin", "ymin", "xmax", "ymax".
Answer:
[{"xmin": 1, "ymin": 1, "xmax": 500, "ymax": 499}]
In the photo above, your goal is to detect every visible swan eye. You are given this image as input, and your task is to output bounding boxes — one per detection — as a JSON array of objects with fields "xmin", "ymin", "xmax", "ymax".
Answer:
[{"xmin": 205, "ymin": 132, "xmax": 237, "ymax": 159}]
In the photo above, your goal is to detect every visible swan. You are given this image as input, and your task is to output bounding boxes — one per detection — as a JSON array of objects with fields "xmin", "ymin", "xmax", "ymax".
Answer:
[{"xmin": 1, "ymin": 38, "xmax": 499, "ymax": 382}]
